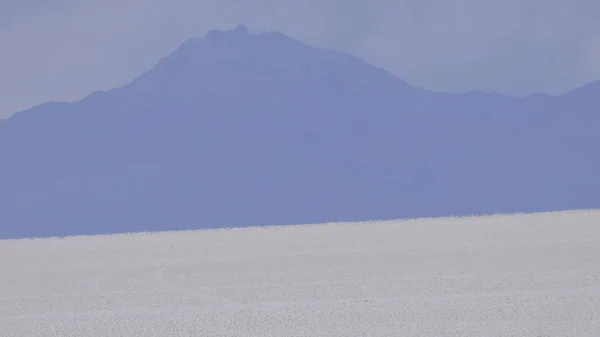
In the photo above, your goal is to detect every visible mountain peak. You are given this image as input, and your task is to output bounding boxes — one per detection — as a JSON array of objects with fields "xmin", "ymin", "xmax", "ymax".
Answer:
[
  {"xmin": 123, "ymin": 25, "xmax": 415, "ymax": 98},
  {"xmin": 206, "ymin": 24, "xmax": 251, "ymax": 41},
  {"xmin": 233, "ymin": 24, "xmax": 249, "ymax": 34}
]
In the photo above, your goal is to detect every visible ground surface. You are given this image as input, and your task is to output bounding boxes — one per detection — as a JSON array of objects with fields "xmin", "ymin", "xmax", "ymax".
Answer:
[{"xmin": 1, "ymin": 210, "xmax": 600, "ymax": 336}]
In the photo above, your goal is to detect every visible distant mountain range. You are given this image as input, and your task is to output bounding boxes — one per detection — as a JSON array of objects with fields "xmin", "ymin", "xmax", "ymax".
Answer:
[{"xmin": 1, "ymin": 25, "xmax": 598, "ymax": 239}]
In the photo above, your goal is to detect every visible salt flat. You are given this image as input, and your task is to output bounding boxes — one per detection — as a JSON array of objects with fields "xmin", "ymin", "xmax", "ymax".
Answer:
[{"xmin": 1, "ymin": 210, "xmax": 600, "ymax": 336}]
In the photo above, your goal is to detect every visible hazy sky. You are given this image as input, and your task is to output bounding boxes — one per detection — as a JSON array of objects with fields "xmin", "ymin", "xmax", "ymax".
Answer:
[{"xmin": 1, "ymin": 0, "xmax": 600, "ymax": 118}]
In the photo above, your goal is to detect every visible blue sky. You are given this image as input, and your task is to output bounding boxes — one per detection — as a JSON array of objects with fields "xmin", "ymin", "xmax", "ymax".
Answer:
[{"xmin": 1, "ymin": 0, "xmax": 600, "ymax": 118}]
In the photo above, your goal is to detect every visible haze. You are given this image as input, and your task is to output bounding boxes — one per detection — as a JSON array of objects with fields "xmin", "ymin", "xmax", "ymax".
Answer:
[{"xmin": 2, "ymin": 0, "xmax": 600, "ymax": 118}]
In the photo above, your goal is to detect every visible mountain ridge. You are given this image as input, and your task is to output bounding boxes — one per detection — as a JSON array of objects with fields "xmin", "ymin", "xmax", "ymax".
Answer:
[
  {"xmin": 5, "ymin": 25, "xmax": 598, "ymax": 120},
  {"xmin": 1, "ymin": 26, "xmax": 599, "ymax": 239}
]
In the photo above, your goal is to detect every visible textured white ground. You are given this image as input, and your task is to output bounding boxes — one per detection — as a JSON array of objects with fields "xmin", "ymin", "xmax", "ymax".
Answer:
[{"xmin": 1, "ymin": 210, "xmax": 600, "ymax": 337}]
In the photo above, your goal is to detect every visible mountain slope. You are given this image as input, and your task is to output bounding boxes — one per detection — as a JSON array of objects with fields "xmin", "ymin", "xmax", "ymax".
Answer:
[{"xmin": 1, "ymin": 25, "xmax": 599, "ymax": 239}]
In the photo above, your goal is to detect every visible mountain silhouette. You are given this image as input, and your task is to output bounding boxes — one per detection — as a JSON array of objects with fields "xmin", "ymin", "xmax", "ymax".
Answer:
[{"xmin": 1, "ymin": 25, "xmax": 599, "ymax": 239}]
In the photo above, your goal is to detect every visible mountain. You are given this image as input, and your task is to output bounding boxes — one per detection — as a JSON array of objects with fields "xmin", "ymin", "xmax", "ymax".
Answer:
[{"xmin": 1, "ymin": 25, "xmax": 599, "ymax": 239}]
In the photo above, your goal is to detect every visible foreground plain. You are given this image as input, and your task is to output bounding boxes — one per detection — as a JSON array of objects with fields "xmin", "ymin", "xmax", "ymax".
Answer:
[{"xmin": 1, "ymin": 210, "xmax": 600, "ymax": 336}]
